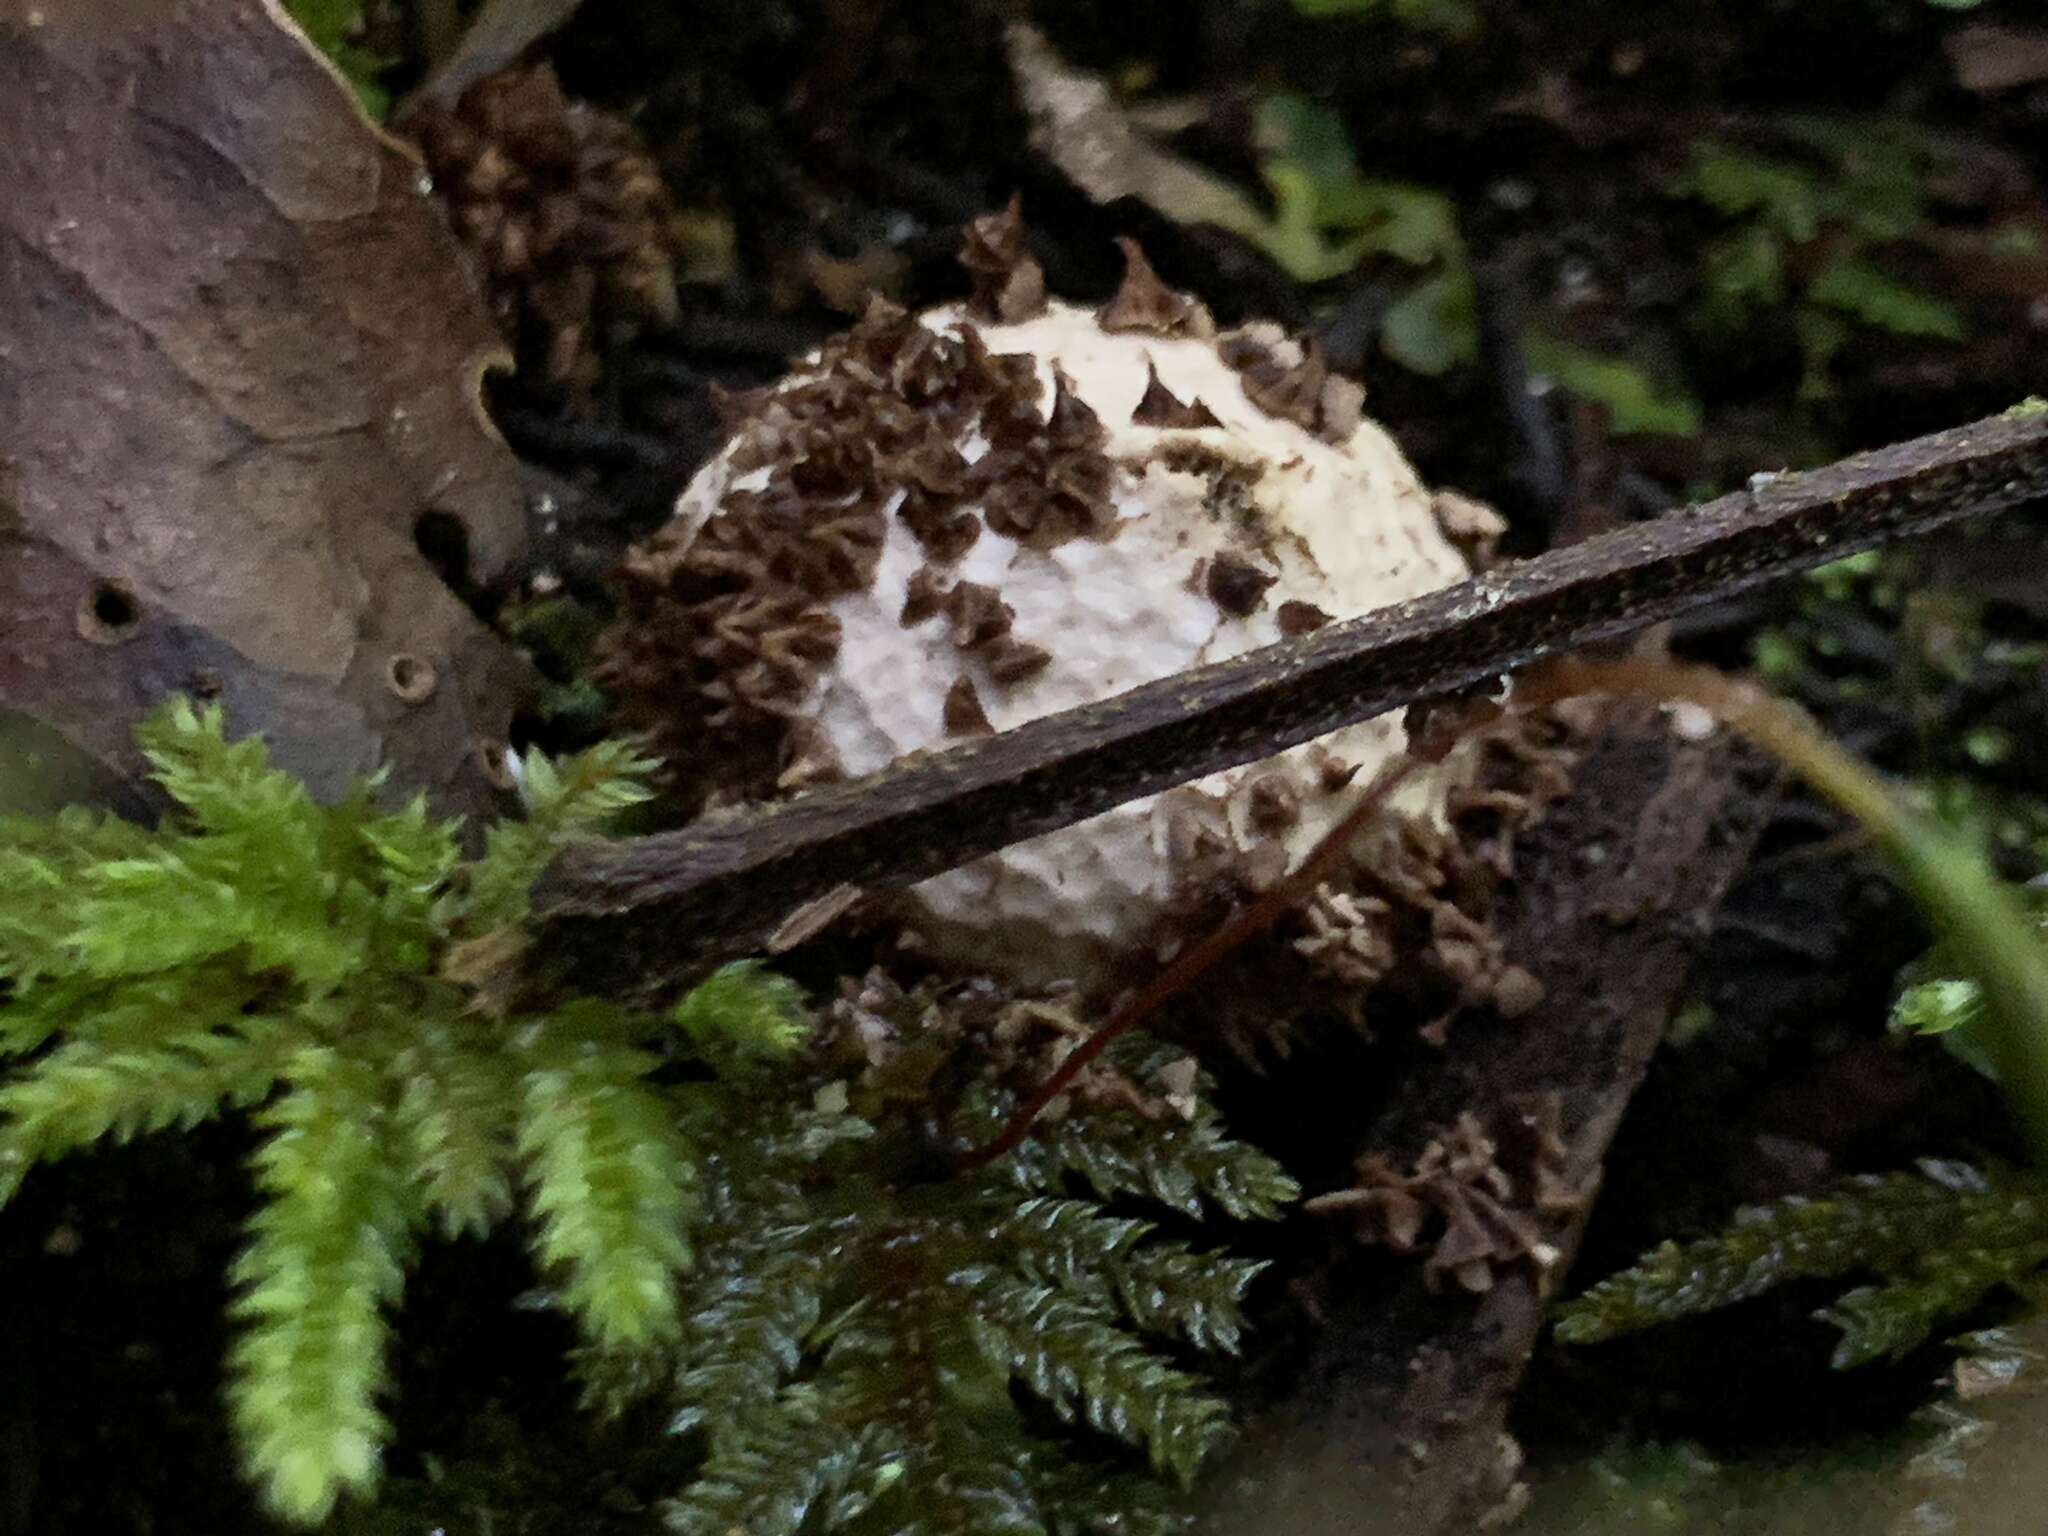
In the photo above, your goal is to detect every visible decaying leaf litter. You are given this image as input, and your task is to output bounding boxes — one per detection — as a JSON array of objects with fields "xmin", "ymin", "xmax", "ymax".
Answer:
[{"xmin": 4, "ymin": 1, "xmax": 2048, "ymax": 1533}]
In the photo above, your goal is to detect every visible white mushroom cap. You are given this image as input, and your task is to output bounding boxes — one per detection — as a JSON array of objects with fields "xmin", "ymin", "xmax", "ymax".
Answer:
[{"xmin": 609, "ymin": 221, "xmax": 1477, "ymax": 990}]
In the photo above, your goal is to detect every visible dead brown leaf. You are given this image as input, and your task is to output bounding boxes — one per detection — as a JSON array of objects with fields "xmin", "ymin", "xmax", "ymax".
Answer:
[
  {"xmin": 1002, "ymin": 22, "xmax": 1273, "ymax": 246},
  {"xmin": 0, "ymin": 0, "xmax": 534, "ymax": 820}
]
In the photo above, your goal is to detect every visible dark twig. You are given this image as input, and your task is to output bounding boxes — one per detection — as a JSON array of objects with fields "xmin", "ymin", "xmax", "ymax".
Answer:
[{"xmin": 527, "ymin": 409, "xmax": 2048, "ymax": 1005}]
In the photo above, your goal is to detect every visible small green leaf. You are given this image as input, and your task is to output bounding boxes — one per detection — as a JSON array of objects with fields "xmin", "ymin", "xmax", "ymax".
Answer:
[
  {"xmin": 1808, "ymin": 259, "xmax": 1967, "ymax": 340},
  {"xmin": 1523, "ymin": 334, "xmax": 1703, "ymax": 437},
  {"xmin": 1673, "ymin": 142, "xmax": 1822, "ymax": 243},
  {"xmin": 279, "ymin": 0, "xmax": 393, "ymax": 116},
  {"xmin": 1380, "ymin": 267, "xmax": 1479, "ymax": 376},
  {"xmin": 1252, "ymin": 163, "xmax": 1370, "ymax": 283},
  {"xmin": 1698, "ymin": 224, "xmax": 1787, "ymax": 331}
]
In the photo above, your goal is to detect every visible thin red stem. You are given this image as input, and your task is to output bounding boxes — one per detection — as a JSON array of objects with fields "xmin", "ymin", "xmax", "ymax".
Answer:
[{"xmin": 954, "ymin": 745, "xmax": 1448, "ymax": 1172}]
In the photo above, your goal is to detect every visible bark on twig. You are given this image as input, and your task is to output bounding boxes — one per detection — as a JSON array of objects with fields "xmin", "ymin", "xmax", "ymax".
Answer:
[{"xmin": 528, "ymin": 410, "xmax": 2047, "ymax": 1005}]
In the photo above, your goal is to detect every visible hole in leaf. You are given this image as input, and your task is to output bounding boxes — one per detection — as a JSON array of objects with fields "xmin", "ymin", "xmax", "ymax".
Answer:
[
  {"xmin": 477, "ymin": 737, "xmax": 517, "ymax": 792},
  {"xmin": 386, "ymin": 653, "xmax": 439, "ymax": 705},
  {"xmin": 415, "ymin": 509, "xmax": 473, "ymax": 594},
  {"xmin": 78, "ymin": 581, "xmax": 141, "ymax": 644}
]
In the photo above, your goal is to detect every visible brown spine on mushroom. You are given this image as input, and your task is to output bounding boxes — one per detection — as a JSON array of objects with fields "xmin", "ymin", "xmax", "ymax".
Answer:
[
  {"xmin": 1318, "ymin": 373, "xmax": 1366, "ymax": 443},
  {"xmin": 900, "ymin": 566, "xmax": 948, "ymax": 626},
  {"xmin": 1245, "ymin": 774, "xmax": 1302, "ymax": 836},
  {"xmin": 600, "ymin": 300, "xmax": 998, "ymax": 802},
  {"xmin": 1226, "ymin": 332, "xmax": 1330, "ymax": 435},
  {"xmin": 941, "ymin": 580, "xmax": 1016, "ymax": 650},
  {"xmin": 1131, "ymin": 361, "xmax": 1223, "ymax": 429},
  {"xmin": 1205, "ymin": 552, "xmax": 1278, "ymax": 617},
  {"xmin": 1098, "ymin": 237, "xmax": 1214, "ymax": 337},
  {"xmin": 971, "ymin": 364, "xmax": 1119, "ymax": 550},
  {"xmin": 1276, "ymin": 599, "xmax": 1333, "ymax": 635},
  {"xmin": 1432, "ymin": 489, "xmax": 1511, "ymax": 569},
  {"xmin": 1046, "ymin": 365, "xmax": 1107, "ymax": 450},
  {"xmin": 987, "ymin": 637, "xmax": 1052, "ymax": 685},
  {"xmin": 943, "ymin": 676, "xmax": 995, "ymax": 737},
  {"xmin": 1044, "ymin": 449, "xmax": 1117, "ymax": 540},
  {"xmin": 958, "ymin": 196, "xmax": 1047, "ymax": 324}
]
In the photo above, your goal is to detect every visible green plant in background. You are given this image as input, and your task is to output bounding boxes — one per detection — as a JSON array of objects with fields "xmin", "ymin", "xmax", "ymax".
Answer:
[
  {"xmin": 1252, "ymin": 94, "xmax": 1703, "ymax": 431},
  {"xmin": 0, "ymin": 703, "xmax": 1294, "ymax": 1530},
  {"xmin": 1894, "ymin": 884, "xmax": 2048, "ymax": 1086},
  {"xmin": 1522, "ymin": 1326, "xmax": 2048, "ymax": 1535},
  {"xmin": 1522, "ymin": 333, "xmax": 1703, "ymax": 438},
  {"xmin": 1555, "ymin": 1161, "xmax": 2048, "ymax": 1368},
  {"xmin": 0, "ymin": 701, "xmax": 802, "ymax": 1522},
  {"xmin": 1540, "ymin": 637, "xmax": 2048, "ymax": 1389},
  {"xmin": 1671, "ymin": 124, "xmax": 1967, "ymax": 398},
  {"xmin": 1752, "ymin": 547, "xmax": 2048, "ymax": 869},
  {"xmin": 1254, "ymin": 92, "xmax": 1477, "ymax": 368},
  {"xmin": 282, "ymin": 0, "xmax": 395, "ymax": 116}
]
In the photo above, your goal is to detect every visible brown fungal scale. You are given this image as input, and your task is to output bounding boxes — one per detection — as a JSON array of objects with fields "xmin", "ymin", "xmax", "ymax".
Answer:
[
  {"xmin": 943, "ymin": 676, "xmax": 995, "ymax": 737},
  {"xmin": 958, "ymin": 196, "xmax": 1048, "ymax": 325},
  {"xmin": 1097, "ymin": 237, "xmax": 1214, "ymax": 338},
  {"xmin": 1132, "ymin": 361, "xmax": 1224, "ymax": 430},
  {"xmin": 1304, "ymin": 1095, "xmax": 1575, "ymax": 1296},
  {"xmin": 1204, "ymin": 552, "xmax": 1279, "ymax": 618},
  {"xmin": 1277, "ymin": 599, "xmax": 1334, "ymax": 635},
  {"xmin": 598, "ymin": 286, "xmax": 1119, "ymax": 799}
]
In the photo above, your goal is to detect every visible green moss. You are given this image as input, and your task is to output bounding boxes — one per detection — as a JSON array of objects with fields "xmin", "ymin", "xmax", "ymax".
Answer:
[
  {"xmin": 1556, "ymin": 1161, "xmax": 2048, "ymax": 1370},
  {"xmin": 0, "ymin": 702, "xmax": 792, "ymax": 1520},
  {"xmin": 1, "ymin": 702, "xmax": 1292, "ymax": 1529},
  {"xmin": 646, "ymin": 1039, "xmax": 1295, "ymax": 1535}
]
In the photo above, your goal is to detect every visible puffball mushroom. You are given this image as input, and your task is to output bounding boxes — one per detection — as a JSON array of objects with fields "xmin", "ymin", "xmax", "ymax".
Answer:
[{"xmin": 601, "ymin": 206, "xmax": 1487, "ymax": 988}]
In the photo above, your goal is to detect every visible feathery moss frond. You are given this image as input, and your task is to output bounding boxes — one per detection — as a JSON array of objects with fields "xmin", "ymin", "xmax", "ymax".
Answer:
[
  {"xmin": 0, "ymin": 806, "xmax": 154, "ymax": 981},
  {"xmin": 1825, "ymin": 1246, "xmax": 2048, "ymax": 1368},
  {"xmin": 999, "ymin": 1197, "xmax": 1265, "ymax": 1352},
  {"xmin": 1023, "ymin": 1096, "xmax": 1300, "ymax": 1222},
  {"xmin": 970, "ymin": 1273, "xmax": 1234, "ymax": 1483},
  {"xmin": 0, "ymin": 1021, "xmax": 290, "ymax": 1202},
  {"xmin": 669, "ymin": 1247, "xmax": 830, "ymax": 1431},
  {"xmin": 389, "ymin": 1018, "xmax": 517, "ymax": 1239},
  {"xmin": 671, "ymin": 959, "xmax": 810, "ymax": 1064},
  {"xmin": 519, "ymin": 1040, "xmax": 697, "ymax": 1350},
  {"xmin": 466, "ymin": 740, "xmax": 657, "ymax": 929},
  {"xmin": 664, "ymin": 1385, "xmax": 899, "ymax": 1536},
  {"xmin": 228, "ymin": 1047, "xmax": 418, "ymax": 1525},
  {"xmin": 1556, "ymin": 1160, "xmax": 2048, "ymax": 1367},
  {"xmin": 657, "ymin": 1050, "xmax": 1289, "ymax": 1534},
  {"xmin": 0, "ymin": 702, "xmax": 786, "ymax": 1523}
]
